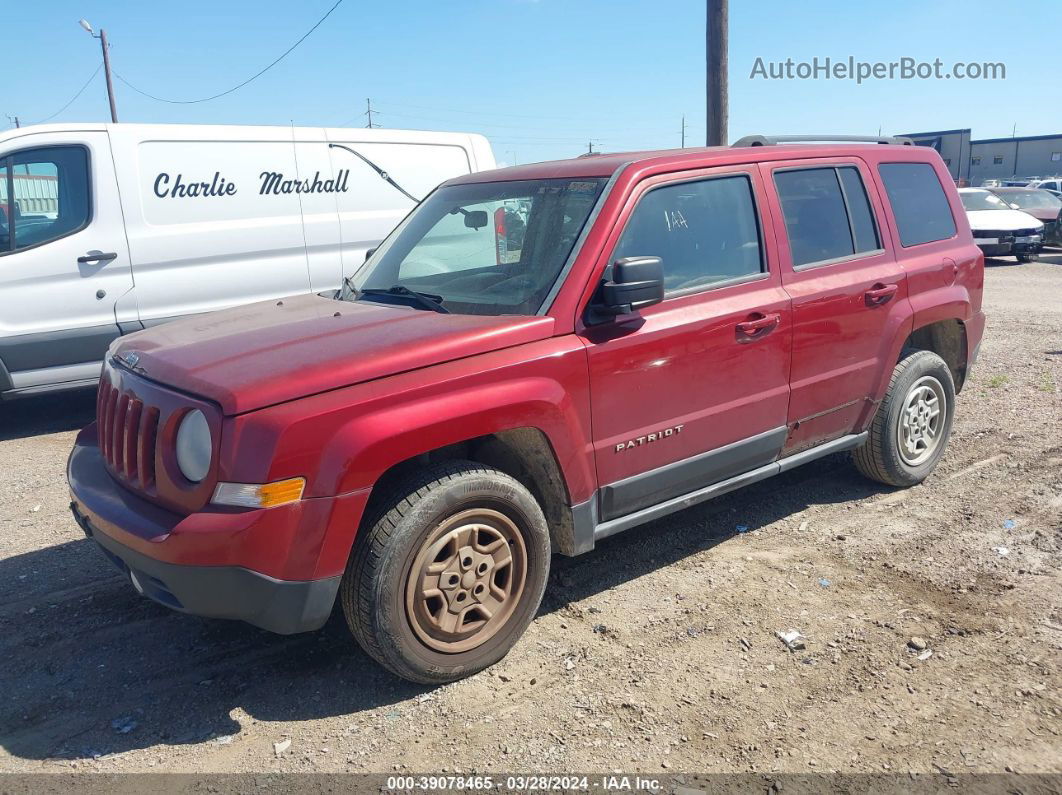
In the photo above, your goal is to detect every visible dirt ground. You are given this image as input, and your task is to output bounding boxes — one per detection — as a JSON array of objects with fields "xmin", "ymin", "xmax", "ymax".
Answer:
[{"xmin": 0, "ymin": 254, "xmax": 1059, "ymax": 778}]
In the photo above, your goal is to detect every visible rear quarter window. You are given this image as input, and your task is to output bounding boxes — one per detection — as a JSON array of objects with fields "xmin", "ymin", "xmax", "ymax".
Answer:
[{"xmin": 878, "ymin": 163, "xmax": 957, "ymax": 247}]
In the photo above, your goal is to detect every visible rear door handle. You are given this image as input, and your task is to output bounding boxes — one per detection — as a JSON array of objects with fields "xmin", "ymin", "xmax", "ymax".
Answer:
[
  {"xmin": 864, "ymin": 283, "xmax": 898, "ymax": 306},
  {"xmin": 736, "ymin": 312, "xmax": 780, "ymax": 340},
  {"xmin": 78, "ymin": 251, "xmax": 117, "ymax": 264}
]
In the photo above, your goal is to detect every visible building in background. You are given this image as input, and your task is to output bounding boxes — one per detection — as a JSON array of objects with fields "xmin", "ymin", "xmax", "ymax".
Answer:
[
  {"xmin": 902, "ymin": 129, "xmax": 973, "ymax": 183},
  {"xmin": 904, "ymin": 128, "xmax": 1062, "ymax": 186}
]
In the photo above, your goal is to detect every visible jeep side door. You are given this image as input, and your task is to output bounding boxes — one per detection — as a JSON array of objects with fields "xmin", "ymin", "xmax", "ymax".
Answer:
[
  {"xmin": 760, "ymin": 158, "xmax": 909, "ymax": 453},
  {"xmin": 580, "ymin": 166, "xmax": 792, "ymax": 525}
]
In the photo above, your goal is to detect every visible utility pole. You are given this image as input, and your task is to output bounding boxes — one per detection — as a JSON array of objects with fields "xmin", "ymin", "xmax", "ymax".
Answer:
[
  {"xmin": 79, "ymin": 20, "xmax": 118, "ymax": 123},
  {"xmin": 365, "ymin": 98, "xmax": 377, "ymax": 129},
  {"xmin": 6, "ymin": 115, "xmax": 19, "ymax": 128},
  {"xmin": 681, "ymin": 115, "xmax": 686, "ymax": 148},
  {"xmin": 705, "ymin": 0, "xmax": 728, "ymax": 146},
  {"xmin": 587, "ymin": 140, "xmax": 595, "ymax": 155}
]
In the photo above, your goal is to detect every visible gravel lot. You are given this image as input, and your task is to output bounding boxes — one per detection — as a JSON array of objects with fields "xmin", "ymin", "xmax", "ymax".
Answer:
[{"xmin": 1, "ymin": 254, "xmax": 1059, "ymax": 776}]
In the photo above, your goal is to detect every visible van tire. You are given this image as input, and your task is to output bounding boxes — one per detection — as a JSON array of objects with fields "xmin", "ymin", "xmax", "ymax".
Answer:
[
  {"xmin": 852, "ymin": 350, "xmax": 956, "ymax": 488},
  {"xmin": 341, "ymin": 461, "xmax": 550, "ymax": 684}
]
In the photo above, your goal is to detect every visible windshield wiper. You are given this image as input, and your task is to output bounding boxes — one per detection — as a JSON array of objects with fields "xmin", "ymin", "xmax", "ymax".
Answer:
[
  {"xmin": 358, "ymin": 285, "xmax": 450, "ymax": 314},
  {"xmin": 328, "ymin": 143, "xmax": 420, "ymax": 203},
  {"xmin": 328, "ymin": 143, "xmax": 480, "ymax": 222}
]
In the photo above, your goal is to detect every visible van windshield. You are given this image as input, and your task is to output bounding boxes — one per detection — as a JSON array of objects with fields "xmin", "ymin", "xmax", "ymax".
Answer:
[{"xmin": 348, "ymin": 177, "xmax": 606, "ymax": 315}]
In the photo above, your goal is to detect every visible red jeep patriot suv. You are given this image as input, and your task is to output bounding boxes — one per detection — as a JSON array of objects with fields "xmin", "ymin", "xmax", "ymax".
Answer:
[{"xmin": 68, "ymin": 135, "xmax": 985, "ymax": 683}]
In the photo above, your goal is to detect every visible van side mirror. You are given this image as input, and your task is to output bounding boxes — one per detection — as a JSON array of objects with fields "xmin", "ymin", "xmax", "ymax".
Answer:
[
  {"xmin": 594, "ymin": 256, "xmax": 664, "ymax": 319},
  {"xmin": 365, "ymin": 247, "xmax": 377, "ymax": 261}
]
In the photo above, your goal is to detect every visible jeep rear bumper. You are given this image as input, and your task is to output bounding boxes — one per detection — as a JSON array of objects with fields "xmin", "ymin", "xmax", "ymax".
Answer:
[{"xmin": 68, "ymin": 424, "xmax": 369, "ymax": 634}]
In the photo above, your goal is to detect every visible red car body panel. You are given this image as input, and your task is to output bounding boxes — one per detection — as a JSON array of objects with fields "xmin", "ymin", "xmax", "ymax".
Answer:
[
  {"xmin": 68, "ymin": 141, "xmax": 986, "ymax": 635},
  {"xmin": 122, "ymin": 293, "xmax": 557, "ymax": 414}
]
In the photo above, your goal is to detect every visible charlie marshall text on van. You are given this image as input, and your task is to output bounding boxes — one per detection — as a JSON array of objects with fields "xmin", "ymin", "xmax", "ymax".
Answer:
[{"xmin": 152, "ymin": 170, "xmax": 352, "ymax": 199}]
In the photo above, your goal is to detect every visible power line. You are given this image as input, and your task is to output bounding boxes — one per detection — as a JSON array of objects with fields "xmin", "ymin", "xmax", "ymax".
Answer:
[
  {"xmin": 114, "ymin": 0, "xmax": 345, "ymax": 104},
  {"xmin": 28, "ymin": 63, "xmax": 104, "ymax": 125}
]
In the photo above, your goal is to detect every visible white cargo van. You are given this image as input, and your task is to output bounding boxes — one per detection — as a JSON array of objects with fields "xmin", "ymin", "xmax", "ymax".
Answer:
[{"xmin": 0, "ymin": 123, "xmax": 494, "ymax": 398}]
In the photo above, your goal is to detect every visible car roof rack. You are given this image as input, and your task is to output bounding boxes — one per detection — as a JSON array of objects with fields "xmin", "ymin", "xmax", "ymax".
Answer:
[{"xmin": 732, "ymin": 134, "xmax": 914, "ymax": 147}]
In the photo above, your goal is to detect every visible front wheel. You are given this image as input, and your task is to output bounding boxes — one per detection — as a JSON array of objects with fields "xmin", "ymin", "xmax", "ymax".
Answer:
[
  {"xmin": 1016, "ymin": 253, "xmax": 1036, "ymax": 263},
  {"xmin": 341, "ymin": 461, "xmax": 551, "ymax": 684},
  {"xmin": 852, "ymin": 350, "xmax": 956, "ymax": 487}
]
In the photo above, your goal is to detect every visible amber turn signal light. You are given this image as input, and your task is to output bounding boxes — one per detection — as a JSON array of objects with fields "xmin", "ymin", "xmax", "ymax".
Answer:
[{"xmin": 212, "ymin": 477, "xmax": 306, "ymax": 509}]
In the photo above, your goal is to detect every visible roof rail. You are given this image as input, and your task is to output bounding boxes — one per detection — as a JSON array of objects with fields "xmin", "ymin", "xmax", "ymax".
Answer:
[{"xmin": 731, "ymin": 134, "xmax": 914, "ymax": 148}]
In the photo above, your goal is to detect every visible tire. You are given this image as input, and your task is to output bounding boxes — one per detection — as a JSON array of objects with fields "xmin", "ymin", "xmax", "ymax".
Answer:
[
  {"xmin": 341, "ymin": 460, "xmax": 550, "ymax": 684},
  {"xmin": 1017, "ymin": 253, "xmax": 1036, "ymax": 263},
  {"xmin": 852, "ymin": 350, "xmax": 956, "ymax": 488}
]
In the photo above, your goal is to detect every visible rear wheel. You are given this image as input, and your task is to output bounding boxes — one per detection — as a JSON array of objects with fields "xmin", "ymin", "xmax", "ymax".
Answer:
[
  {"xmin": 1017, "ymin": 253, "xmax": 1036, "ymax": 263},
  {"xmin": 341, "ymin": 461, "xmax": 550, "ymax": 684},
  {"xmin": 852, "ymin": 350, "xmax": 956, "ymax": 487}
]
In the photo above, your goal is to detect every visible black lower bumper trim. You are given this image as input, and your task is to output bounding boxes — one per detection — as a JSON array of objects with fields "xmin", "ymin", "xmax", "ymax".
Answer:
[{"xmin": 70, "ymin": 503, "xmax": 340, "ymax": 635}]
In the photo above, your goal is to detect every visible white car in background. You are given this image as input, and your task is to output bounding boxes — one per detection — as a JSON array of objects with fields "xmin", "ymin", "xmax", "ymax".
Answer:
[
  {"xmin": 958, "ymin": 188, "xmax": 1044, "ymax": 262},
  {"xmin": 1029, "ymin": 177, "xmax": 1062, "ymax": 194}
]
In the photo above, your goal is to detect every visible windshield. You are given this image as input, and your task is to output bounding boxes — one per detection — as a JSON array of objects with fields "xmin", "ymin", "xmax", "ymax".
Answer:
[
  {"xmin": 349, "ymin": 177, "xmax": 606, "ymax": 315},
  {"xmin": 996, "ymin": 190, "xmax": 1062, "ymax": 211},
  {"xmin": 960, "ymin": 191, "xmax": 1010, "ymax": 211}
]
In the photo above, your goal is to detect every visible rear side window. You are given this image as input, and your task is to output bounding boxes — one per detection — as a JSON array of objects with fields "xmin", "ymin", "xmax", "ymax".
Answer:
[
  {"xmin": 613, "ymin": 175, "xmax": 764, "ymax": 295},
  {"xmin": 878, "ymin": 163, "xmax": 957, "ymax": 247},
  {"xmin": 774, "ymin": 166, "xmax": 881, "ymax": 268},
  {"xmin": 838, "ymin": 167, "xmax": 880, "ymax": 253},
  {"xmin": 0, "ymin": 146, "xmax": 91, "ymax": 254}
]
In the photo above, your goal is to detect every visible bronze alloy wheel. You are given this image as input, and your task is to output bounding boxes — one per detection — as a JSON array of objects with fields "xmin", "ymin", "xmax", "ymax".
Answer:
[{"xmin": 405, "ymin": 508, "xmax": 528, "ymax": 654}]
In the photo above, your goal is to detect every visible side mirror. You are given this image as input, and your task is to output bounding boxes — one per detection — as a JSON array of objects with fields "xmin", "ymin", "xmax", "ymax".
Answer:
[
  {"xmin": 463, "ymin": 210, "xmax": 489, "ymax": 230},
  {"xmin": 594, "ymin": 256, "xmax": 664, "ymax": 319},
  {"xmin": 364, "ymin": 247, "xmax": 377, "ymax": 262}
]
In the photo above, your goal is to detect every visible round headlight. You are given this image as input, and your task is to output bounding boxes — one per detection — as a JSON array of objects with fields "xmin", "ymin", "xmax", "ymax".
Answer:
[{"xmin": 175, "ymin": 409, "xmax": 212, "ymax": 483}]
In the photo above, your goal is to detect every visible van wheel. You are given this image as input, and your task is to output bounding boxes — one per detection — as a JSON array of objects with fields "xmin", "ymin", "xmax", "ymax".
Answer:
[
  {"xmin": 852, "ymin": 350, "xmax": 956, "ymax": 488},
  {"xmin": 1016, "ymin": 253, "xmax": 1036, "ymax": 263},
  {"xmin": 341, "ymin": 461, "xmax": 550, "ymax": 684}
]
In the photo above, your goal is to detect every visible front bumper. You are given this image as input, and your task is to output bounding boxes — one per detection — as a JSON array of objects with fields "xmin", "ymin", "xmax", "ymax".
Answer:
[
  {"xmin": 71, "ymin": 501, "xmax": 339, "ymax": 634},
  {"xmin": 68, "ymin": 425, "xmax": 369, "ymax": 634}
]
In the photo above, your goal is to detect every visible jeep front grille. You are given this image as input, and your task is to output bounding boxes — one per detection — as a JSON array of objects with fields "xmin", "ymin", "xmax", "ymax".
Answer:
[{"xmin": 97, "ymin": 371, "xmax": 160, "ymax": 491}]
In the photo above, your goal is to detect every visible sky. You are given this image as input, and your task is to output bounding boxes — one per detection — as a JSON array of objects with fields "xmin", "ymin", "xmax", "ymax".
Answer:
[{"xmin": 4, "ymin": 0, "xmax": 1059, "ymax": 165}]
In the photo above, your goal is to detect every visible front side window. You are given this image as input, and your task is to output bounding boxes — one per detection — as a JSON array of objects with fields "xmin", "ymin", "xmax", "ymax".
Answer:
[
  {"xmin": 878, "ymin": 163, "xmax": 957, "ymax": 247},
  {"xmin": 352, "ymin": 177, "xmax": 604, "ymax": 315},
  {"xmin": 613, "ymin": 175, "xmax": 764, "ymax": 295},
  {"xmin": 1, "ymin": 146, "xmax": 90, "ymax": 254},
  {"xmin": 774, "ymin": 166, "xmax": 881, "ymax": 267}
]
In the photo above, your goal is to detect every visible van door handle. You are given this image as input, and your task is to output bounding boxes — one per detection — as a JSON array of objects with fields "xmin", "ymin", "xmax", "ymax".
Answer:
[
  {"xmin": 736, "ymin": 312, "xmax": 780, "ymax": 341},
  {"xmin": 78, "ymin": 252, "xmax": 117, "ymax": 264},
  {"xmin": 864, "ymin": 283, "xmax": 898, "ymax": 306}
]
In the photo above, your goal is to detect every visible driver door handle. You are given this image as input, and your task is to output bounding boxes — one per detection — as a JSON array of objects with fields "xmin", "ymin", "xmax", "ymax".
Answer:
[
  {"xmin": 78, "ymin": 252, "xmax": 117, "ymax": 264},
  {"xmin": 736, "ymin": 312, "xmax": 781, "ymax": 341},
  {"xmin": 864, "ymin": 283, "xmax": 898, "ymax": 306}
]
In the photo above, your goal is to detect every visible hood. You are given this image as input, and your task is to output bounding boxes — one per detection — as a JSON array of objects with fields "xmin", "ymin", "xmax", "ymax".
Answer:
[
  {"xmin": 1007, "ymin": 207, "xmax": 1059, "ymax": 223},
  {"xmin": 112, "ymin": 294, "xmax": 555, "ymax": 414},
  {"xmin": 965, "ymin": 208, "xmax": 1045, "ymax": 231}
]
